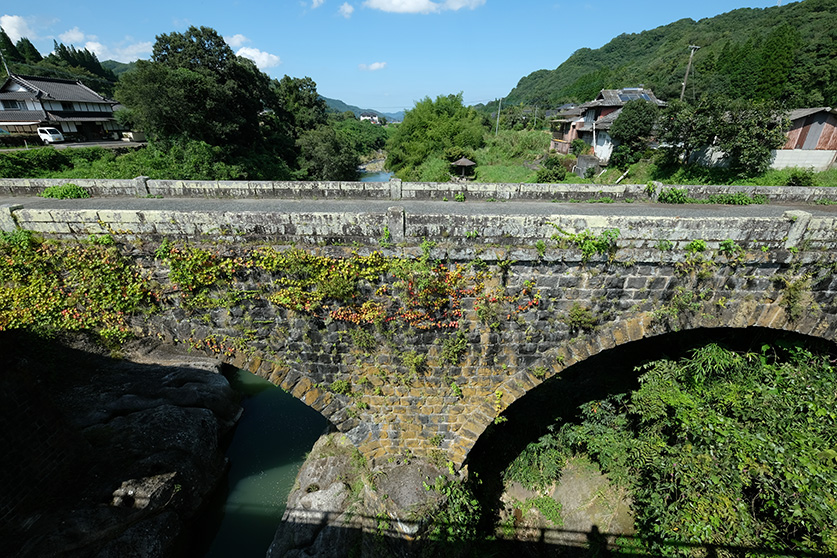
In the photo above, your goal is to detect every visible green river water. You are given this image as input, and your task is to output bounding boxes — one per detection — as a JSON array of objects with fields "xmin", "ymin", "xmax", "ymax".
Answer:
[{"xmin": 198, "ymin": 369, "xmax": 329, "ymax": 557}]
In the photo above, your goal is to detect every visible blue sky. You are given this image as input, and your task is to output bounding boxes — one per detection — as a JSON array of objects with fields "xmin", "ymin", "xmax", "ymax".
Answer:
[{"xmin": 3, "ymin": 0, "xmax": 787, "ymax": 112}]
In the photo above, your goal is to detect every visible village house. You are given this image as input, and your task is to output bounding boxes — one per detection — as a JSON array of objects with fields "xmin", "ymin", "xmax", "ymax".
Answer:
[
  {"xmin": 0, "ymin": 74, "xmax": 120, "ymax": 140},
  {"xmin": 359, "ymin": 112, "xmax": 380, "ymax": 125},
  {"xmin": 551, "ymin": 88, "xmax": 665, "ymax": 163},
  {"xmin": 772, "ymin": 106, "xmax": 837, "ymax": 171}
]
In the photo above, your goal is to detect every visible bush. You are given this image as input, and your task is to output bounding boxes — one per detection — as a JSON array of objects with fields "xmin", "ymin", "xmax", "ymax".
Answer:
[
  {"xmin": 570, "ymin": 138, "xmax": 588, "ymax": 156},
  {"xmin": 657, "ymin": 187, "xmax": 689, "ymax": 204},
  {"xmin": 784, "ymin": 167, "xmax": 817, "ymax": 187},
  {"xmin": 40, "ymin": 183, "xmax": 90, "ymax": 199}
]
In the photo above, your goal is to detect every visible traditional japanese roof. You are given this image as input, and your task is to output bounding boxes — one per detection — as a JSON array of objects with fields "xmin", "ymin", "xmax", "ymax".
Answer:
[
  {"xmin": 45, "ymin": 111, "xmax": 113, "ymax": 122},
  {"xmin": 1, "ymin": 74, "xmax": 110, "ymax": 104},
  {"xmin": 0, "ymin": 109, "xmax": 48, "ymax": 125}
]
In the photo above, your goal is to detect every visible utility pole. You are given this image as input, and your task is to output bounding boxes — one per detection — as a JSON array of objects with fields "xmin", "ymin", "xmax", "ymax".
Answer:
[
  {"xmin": 495, "ymin": 97, "xmax": 502, "ymax": 136},
  {"xmin": 680, "ymin": 45, "xmax": 700, "ymax": 101},
  {"xmin": 0, "ymin": 47, "xmax": 10, "ymax": 78}
]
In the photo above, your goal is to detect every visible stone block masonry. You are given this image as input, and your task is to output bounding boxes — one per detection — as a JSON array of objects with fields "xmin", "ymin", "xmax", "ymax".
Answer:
[
  {"xmin": 2, "ymin": 202, "xmax": 836, "ymax": 253},
  {"xmin": 3, "ymin": 176, "xmax": 837, "ymax": 204},
  {"xmin": 5, "ymin": 184, "xmax": 837, "ymax": 468}
]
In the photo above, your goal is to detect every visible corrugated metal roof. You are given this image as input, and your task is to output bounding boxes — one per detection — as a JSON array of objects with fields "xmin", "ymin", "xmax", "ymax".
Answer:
[{"xmin": 788, "ymin": 107, "xmax": 836, "ymax": 121}]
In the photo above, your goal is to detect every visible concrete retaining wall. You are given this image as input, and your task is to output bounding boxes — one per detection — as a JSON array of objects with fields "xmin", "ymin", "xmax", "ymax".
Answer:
[{"xmin": 772, "ymin": 149, "xmax": 837, "ymax": 171}]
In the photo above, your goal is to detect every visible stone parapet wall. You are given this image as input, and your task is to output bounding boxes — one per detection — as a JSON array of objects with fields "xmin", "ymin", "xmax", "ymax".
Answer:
[
  {"xmin": 2, "ymin": 203, "xmax": 835, "ymax": 252},
  {"xmin": 3, "ymin": 176, "xmax": 837, "ymax": 204}
]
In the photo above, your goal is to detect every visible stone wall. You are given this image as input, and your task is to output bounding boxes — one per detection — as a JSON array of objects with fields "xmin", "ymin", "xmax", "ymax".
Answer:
[
  {"xmin": 4, "ymin": 193, "xmax": 837, "ymax": 468},
  {"xmin": 2, "ymin": 202, "xmax": 836, "ymax": 253},
  {"xmin": 3, "ymin": 176, "xmax": 837, "ymax": 203},
  {"xmin": 130, "ymin": 238, "xmax": 837, "ymax": 467}
]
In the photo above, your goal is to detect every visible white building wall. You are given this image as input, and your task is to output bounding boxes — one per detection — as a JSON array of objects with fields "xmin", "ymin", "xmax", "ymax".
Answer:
[{"xmin": 771, "ymin": 150, "xmax": 837, "ymax": 172}]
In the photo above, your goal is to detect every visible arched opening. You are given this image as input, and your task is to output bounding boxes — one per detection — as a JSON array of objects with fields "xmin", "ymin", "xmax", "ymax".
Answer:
[{"xmin": 466, "ymin": 326, "xmax": 837, "ymax": 554}]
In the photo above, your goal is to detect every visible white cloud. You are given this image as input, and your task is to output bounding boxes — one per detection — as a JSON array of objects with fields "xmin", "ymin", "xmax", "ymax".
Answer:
[
  {"xmin": 225, "ymin": 33, "xmax": 249, "ymax": 48},
  {"xmin": 312, "ymin": 0, "xmax": 325, "ymax": 7},
  {"xmin": 362, "ymin": 0, "xmax": 484, "ymax": 13},
  {"xmin": 359, "ymin": 61, "xmax": 387, "ymax": 71},
  {"xmin": 85, "ymin": 40, "xmax": 153, "ymax": 62},
  {"xmin": 236, "ymin": 47, "xmax": 281, "ymax": 69},
  {"xmin": 59, "ymin": 26, "xmax": 88, "ymax": 44},
  {"xmin": 1, "ymin": 14, "xmax": 35, "ymax": 42},
  {"xmin": 339, "ymin": 3, "xmax": 355, "ymax": 17}
]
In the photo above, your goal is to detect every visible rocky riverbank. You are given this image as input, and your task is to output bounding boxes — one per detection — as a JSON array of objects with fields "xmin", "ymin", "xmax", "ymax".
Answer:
[
  {"xmin": 0, "ymin": 332, "xmax": 240, "ymax": 558},
  {"xmin": 268, "ymin": 433, "xmax": 447, "ymax": 558}
]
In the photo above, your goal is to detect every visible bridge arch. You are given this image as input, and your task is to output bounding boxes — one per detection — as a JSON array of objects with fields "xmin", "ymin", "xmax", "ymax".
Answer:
[
  {"xmin": 466, "ymin": 302, "xmax": 837, "ymax": 464},
  {"xmin": 465, "ymin": 315, "xmax": 837, "ymax": 497}
]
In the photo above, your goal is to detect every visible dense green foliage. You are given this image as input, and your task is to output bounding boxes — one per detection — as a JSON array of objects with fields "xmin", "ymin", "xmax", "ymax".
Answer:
[
  {"xmin": 115, "ymin": 26, "xmax": 274, "ymax": 150},
  {"xmin": 505, "ymin": 342, "xmax": 837, "ymax": 555},
  {"xmin": 609, "ymin": 100, "xmax": 660, "ymax": 170},
  {"xmin": 499, "ymin": 1, "xmax": 837, "ymax": 109},
  {"xmin": 0, "ymin": 231, "xmax": 153, "ymax": 343},
  {"xmin": 657, "ymin": 97, "xmax": 789, "ymax": 177},
  {"xmin": 0, "ymin": 144, "xmax": 260, "ymax": 181},
  {"xmin": 386, "ymin": 93, "xmax": 488, "ymax": 181},
  {"xmin": 39, "ymin": 183, "xmax": 90, "ymax": 199}
]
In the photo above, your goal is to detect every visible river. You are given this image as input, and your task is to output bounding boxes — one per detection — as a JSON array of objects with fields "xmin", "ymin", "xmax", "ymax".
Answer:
[
  {"xmin": 360, "ymin": 170, "xmax": 393, "ymax": 182},
  {"xmin": 197, "ymin": 369, "xmax": 329, "ymax": 557}
]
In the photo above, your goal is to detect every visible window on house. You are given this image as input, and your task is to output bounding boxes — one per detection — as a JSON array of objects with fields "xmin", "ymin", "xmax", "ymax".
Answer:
[
  {"xmin": 2, "ymin": 100, "xmax": 24, "ymax": 110},
  {"xmin": 61, "ymin": 102, "xmax": 74, "ymax": 111}
]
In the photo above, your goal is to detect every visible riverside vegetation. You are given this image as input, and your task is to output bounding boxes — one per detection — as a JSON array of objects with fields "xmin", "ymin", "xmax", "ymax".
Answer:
[{"xmin": 3, "ymin": 226, "xmax": 837, "ymax": 556}]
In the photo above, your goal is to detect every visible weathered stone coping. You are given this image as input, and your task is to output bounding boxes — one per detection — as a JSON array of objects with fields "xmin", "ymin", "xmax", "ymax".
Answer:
[
  {"xmin": 0, "ymin": 201, "xmax": 834, "ymax": 252},
  {"xmin": 2, "ymin": 176, "xmax": 837, "ymax": 204}
]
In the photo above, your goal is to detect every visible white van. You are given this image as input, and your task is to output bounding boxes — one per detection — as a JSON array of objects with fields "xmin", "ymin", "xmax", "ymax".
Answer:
[{"xmin": 37, "ymin": 127, "xmax": 65, "ymax": 144}]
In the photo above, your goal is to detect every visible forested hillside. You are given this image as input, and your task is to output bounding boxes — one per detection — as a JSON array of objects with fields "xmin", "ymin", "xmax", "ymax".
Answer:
[
  {"xmin": 0, "ymin": 28, "xmax": 118, "ymax": 96},
  {"xmin": 501, "ymin": 0, "xmax": 837, "ymax": 108}
]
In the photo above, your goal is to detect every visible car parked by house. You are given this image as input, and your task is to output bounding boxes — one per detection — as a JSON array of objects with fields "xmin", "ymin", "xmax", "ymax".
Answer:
[{"xmin": 37, "ymin": 127, "xmax": 64, "ymax": 144}]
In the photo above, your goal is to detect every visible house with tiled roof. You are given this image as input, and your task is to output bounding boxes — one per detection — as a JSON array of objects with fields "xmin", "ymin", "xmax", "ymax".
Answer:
[
  {"xmin": 551, "ymin": 88, "xmax": 665, "ymax": 163},
  {"xmin": 0, "ymin": 74, "xmax": 120, "ymax": 140}
]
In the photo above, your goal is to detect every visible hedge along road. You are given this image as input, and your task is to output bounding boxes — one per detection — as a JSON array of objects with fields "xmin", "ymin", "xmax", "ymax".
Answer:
[{"xmin": 2, "ymin": 195, "xmax": 837, "ymax": 220}]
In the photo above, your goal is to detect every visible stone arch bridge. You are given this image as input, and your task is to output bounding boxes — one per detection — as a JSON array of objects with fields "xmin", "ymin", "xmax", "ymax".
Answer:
[{"xmin": 3, "ymin": 180, "xmax": 837, "ymax": 468}]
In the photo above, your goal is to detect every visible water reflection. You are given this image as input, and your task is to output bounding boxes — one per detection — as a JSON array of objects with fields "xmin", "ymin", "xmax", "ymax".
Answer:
[{"xmin": 201, "ymin": 369, "xmax": 329, "ymax": 558}]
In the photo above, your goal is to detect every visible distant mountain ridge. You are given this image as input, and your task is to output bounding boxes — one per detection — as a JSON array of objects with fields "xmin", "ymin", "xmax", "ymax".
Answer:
[
  {"xmin": 322, "ymin": 97, "xmax": 404, "ymax": 122},
  {"xmin": 501, "ymin": 0, "xmax": 837, "ymax": 109}
]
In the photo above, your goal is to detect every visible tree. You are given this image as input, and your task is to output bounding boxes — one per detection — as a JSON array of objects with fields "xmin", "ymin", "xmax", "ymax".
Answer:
[
  {"xmin": 274, "ymin": 75, "xmax": 328, "ymax": 138},
  {"xmin": 656, "ymin": 98, "xmax": 719, "ymax": 166},
  {"xmin": 609, "ymin": 99, "xmax": 660, "ymax": 169},
  {"xmin": 0, "ymin": 27, "xmax": 23, "ymax": 64},
  {"xmin": 295, "ymin": 125, "xmax": 360, "ymax": 181},
  {"xmin": 15, "ymin": 38, "xmax": 42, "ymax": 64},
  {"xmin": 386, "ymin": 93, "xmax": 487, "ymax": 181},
  {"xmin": 115, "ymin": 26, "xmax": 275, "ymax": 150},
  {"xmin": 657, "ymin": 96, "xmax": 788, "ymax": 177},
  {"xmin": 714, "ymin": 98, "xmax": 789, "ymax": 176}
]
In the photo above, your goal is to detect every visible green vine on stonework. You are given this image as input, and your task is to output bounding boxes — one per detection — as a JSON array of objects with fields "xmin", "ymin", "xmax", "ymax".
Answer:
[
  {"xmin": 548, "ymin": 224, "xmax": 620, "ymax": 262},
  {"xmin": 0, "ymin": 230, "xmax": 153, "ymax": 344}
]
